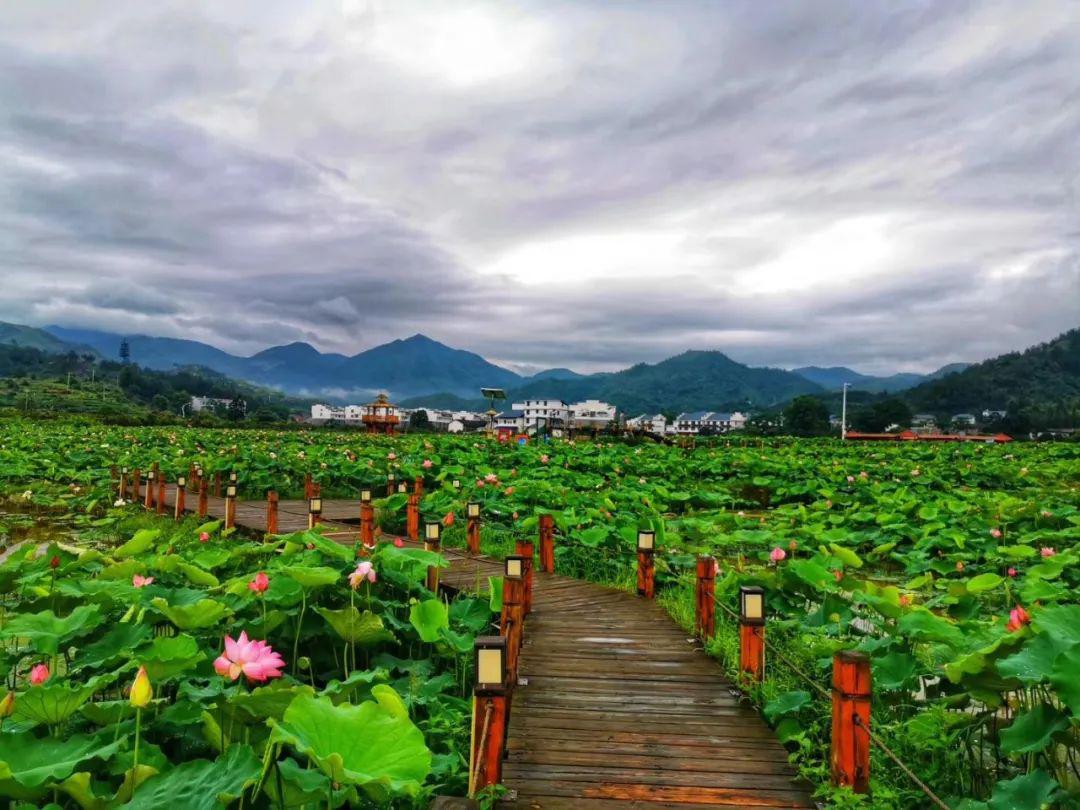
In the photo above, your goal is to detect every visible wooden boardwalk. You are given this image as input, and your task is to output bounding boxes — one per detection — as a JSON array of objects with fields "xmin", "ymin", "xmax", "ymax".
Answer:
[{"xmin": 157, "ymin": 488, "xmax": 814, "ymax": 809}]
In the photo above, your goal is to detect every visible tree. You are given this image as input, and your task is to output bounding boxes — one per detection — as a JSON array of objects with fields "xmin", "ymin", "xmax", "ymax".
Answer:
[
  {"xmin": 409, "ymin": 409, "xmax": 431, "ymax": 432},
  {"xmin": 852, "ymin": 398, "xmax": 912, "ymax": 432},
  {"xmin": 227, "ymin": 396, "xmax": 247, "ymax": 421},
  {"xmin": 783, "ymin": 396, "xmax": 830, "ymax": 436}
]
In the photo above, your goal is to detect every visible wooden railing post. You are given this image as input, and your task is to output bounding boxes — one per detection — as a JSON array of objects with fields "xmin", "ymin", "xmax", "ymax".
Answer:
[
  {"xmin": 224, "ymin": 485, "xmax": 236, "ymax": 530},
  {"xmin": 198, "ymin": 478, "xmax": 208, "ymax": 518},
  {"xmin": 144, "ymin": 471, "xmax": 155, "ymax": 509},
  {"xmin": 515, "ymin": 539, "xmax": 534, "ymax": 615},
  {"xmin": 360, "ymin": 502, "xmax": 376, "ymax": 551},
  {"xmin": 637, "ymin": 530, "xmax": 656, "ymax": 599},
  {"xmin": 739, "ymin": 585, "xmax": 765, "ymax": 682},
  {"xmin": 832, "ymin": 651, "xmax": 872, "ymax": 793},
  {"xmin": 538, "ymin": 514, "xmax": 555, "ymax": 573},
  {"xmin": 424, "ymin": 522, "xmax": 441, "ymax": 593},
  {"xmin": 150, "ymin": 463, "xmax": 160, "ymax": 508},
  {"xmin": 407, "ymin": 494, "xmax": 420, "ymax": 541},
  {"xmin": 467, "ymin": 502, "xmax": 481, "ymax": 555},
  {"xmin": 304, "ymin": 473, "xmax": 313, "ymax": 499},
  {"xmin": 501, "ymin": 571, "xmax": 525, "ymax": 684},
  {"xmin": 118, "ymin": 468, "xmax": 128, "ymax": 502},
  {"xmin": 174, "ymin": 478, "xmax": 186, "ymax": 520},
  {"xmin": 414, "ymin": 475, "xmax": 424, "ymax": 497},
  {"xmin": 213, "ymin": 471, "xmax": 222, "ymax": 498},
  {"xmin": 695, "ymin": 555, "xmax": 717, "ymax": 639},
  {"xmin": 266, "ymin": 491, "xmax": 278, "ymax": 535},
  {"xmin": 156, "ymin": 477, "xmax": 166, "ymax": 516},
  {"xmin": 469, "ymin": 637, "xmax": 509, "ymax": 795},
  {"xmin": 132, "ymin": 469, "xmax": 141, "ymax": 503}
]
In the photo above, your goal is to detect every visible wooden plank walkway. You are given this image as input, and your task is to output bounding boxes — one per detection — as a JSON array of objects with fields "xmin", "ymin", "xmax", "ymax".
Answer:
[{"xmin": 156, "ymin": 488, "xmax": 814, "ymax": 809}]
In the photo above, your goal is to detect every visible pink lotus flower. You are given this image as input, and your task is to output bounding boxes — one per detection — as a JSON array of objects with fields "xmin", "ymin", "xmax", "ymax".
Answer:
[
  {"xmin": 846, "ymin": 475, "xmax": 855, "ymax": 483},
  {"xmin": 1007, "ymin": 567, "xmax": 1018, "ymax": 577},
  {"xmin": 393, "ymin": 537, "xmax": 404, "ymax": 548},
  {"xmin": 990, "ymin": 528, "xmax": 1002, "ymax": 539},
  {"xmin": 956, "ymin": 561, "xmax": 965, "ymax": 572},
  {"xmin": 504, "ymin": 486, "xmax": 515, "ymax": 495},
  {"xmin": 484, "ymin": 473, "xmax": 498, "ymax": 483},
  {"xmin": 540, "ymin": 454, "xmax": 549, "ymax": 463},
  {"xmin": 213, "ymin": 632, "xmax": 285, "ymax": 683},
  {"xmin": 512, "ymin": 511, "xmax": 519, "ymax": 520},
  {"xmin": 769, "ymin": 547, "xmax": 786, "ymax": 563},
  {"xmin": 1041, "ymin": 510, "xmax": 1052, "ymax": 518},
  {"xmin": 132, "ymin": 574, "xmax": 154, "ymax": 588},
  {"xmin": 349, "ymin": 561, "xmax": 377, "ymax": 588},
  {"xmin": 1041, "ymin": 547, "xmax": 1056, "ymax": 558},
  {"xmin": 248, "ymin": 572, "xmax": 269, "ymax": 594},
  {"xmin": 898, "ymin": 594, "xmax": 912, "ymax": 607},
  {"xmin": 1006, "ymin": 605, "xmax": 1031, "ymax": 633},
  {"xmin": 833, "ymin": 570, "xmax": 843, "ymax": 582},
  {"xmin": 476, "ymin": 480, "xmax": 485, "ymax": 488},
  {"xmin": 859, "ymin": 471, "xmax": 868, "ymax": 479},
  {"xmin": 422, "ymin": 459, "xmax": 432, "ymax": 469},
  {"xmin": 199, "ymin": 532, "xmax": 210, "ymax": 543},
  {"xmin": 387, "ymin": 452, "xmax": 396, "ymax": 460},
  {"xmin": 29, "ymin": 664, "xmax": 50, "ymax": 686},
  {"xmin": 443, "ymin": 511, "xmax": 455, "ymax": 527}
]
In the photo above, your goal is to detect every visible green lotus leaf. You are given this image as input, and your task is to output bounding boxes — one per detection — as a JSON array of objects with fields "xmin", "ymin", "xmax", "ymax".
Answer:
[
  {"xmin": 1031, "ymin": 604, "xmax": 1080, "ymax": 646},
  {"xmin": 15, "ymin": 673, "xmax": 116, "ymax": 726},
  {"xmin": 763, "ymin": 690, "xmax": 811, "ymax": 724},
  {"xmin": 269, "ymin": 692, "xmax": 431, "ymax": 799},
  {"xmin": 996, "ymin": 634, "xmax": 1074, "ymax": 684},
  {"xmin": 115, "ymin": 529, "xmax": 160, "ymax": 558},
  {"xmin": 316, "ymin": 606, "xmax": 395, "ymax": 646},
  {"xmin": 0, "ymin": 605, "xmax": 104, "ymax": 655},
  {"xmin": 151, "ymin": 597, "xmax": 232, "ymax": 630},
  {"xmin": 449, "ymin": 597, "xmax": 493, "ymax": 633},
  {"xmin": 152, "ymin": 556, "xmax": 219, "ymax": 587},
  {"xmin": 124, "ymin": 743, "xmax": 261, "ymax": 810},
  {"xmin": 987, "ymin": 769, "xmax": 1060, "ymax": 810},
  {"xmin": 229, "ymin": 680, "xmax": 313, "ymax": 722},
  {"xmin": 263, "ymin": 757, "xmax": 356, "ymax": 808},
  {"xmin": 999, "ymin": 704, "xmax": 1070, "ymax": 753},
  {"xmin": 140, "ymin": 633, "xmax": 206, "ymax": 681},
  {"xmin": 409, "ymin": 599, "xmax": 449, "ymax": 643},
  {"xmin": 965, "ymin": 573, "xmax": 1003, "ymax": 594},
  {"xmin": 285, "ymin": 565, "xmax": 342, "ymax": 589},
  {"xmin": 0, "ymin": 732, "xmax": 120, "ymax": 788},
  {"xmin": 828, "ymin": 543, "xmax": 862, "ymax": 568},
  {"xmin": 97, "ymin": 560, "xmax": 145, "ymax": 581},
  {"xmin": 873, "ymin": 651, "xmax": 918, "ymax": 691},
  {"xmin": 1048, "ymin": 645, "xmax": 1080, "ymax": 715},
  {"xmin": 897, "ymin": 609, "xmax": 963, "ymax": 647},
  {"xmin": 73, "ymin": 622, "xmax": 153, "ymax": 671}
]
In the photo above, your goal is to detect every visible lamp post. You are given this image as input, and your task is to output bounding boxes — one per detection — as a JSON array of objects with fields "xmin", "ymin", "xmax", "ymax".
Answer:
[
  {"xmin": 266, "ymin": 490, "xmax": 278, "ymax": 535},
  {"xmin": 466, "ymin": 501, "xmax": 481, "ymax": 554},
  {"xmin": 144, "ymin": 470, "xmax": 156, "ymax": 510},
  {"xmin": 407, "ymin": 491, "xmax": 420, "ymax": 541},
  {"xmin": 174, "ymin": 476, "xmax": 187, "ymax": 521},
  {"xmin": 832, "ymin": 651, "xmax": 872, "ymax": 793},
  {"xmin": 360, "ymin": 489, "xmax": 375, "ymax": 551},
  {"xmin": 695, "ymin": 555, "xmax": 717, "ymax": 639},
  {"xmin": 637, "ymin": 530, "xmax": 656, "ymax": 599},
  {"xmin": 386, "ymin": 473, "xmax": 396, "ymax": 497},
  {"xmin": 224, "ymin": 484, "xmax": 237, "ymax": 529},
  {"xmin": 514, "ymin": 535, "xmax": 535, "ymax": 615},
  {"xmin": 538, "ymin": 513, "xmax": 555, "ymax": 573},
  {"xmin": 198, "ymin": 476, "xmax": 208, "ymax": 518},
  {"xmin": 501, "ymin": 556, "xmax": 526, "ymax": 683},
  {"xmin": 739, "ymin": 585, "xmax": 766, "ymax": 682},
  {"xmin": 424, "ymin": 521, "xmax": 441, "ymax": 592},
  {"xmin": 308, "ymin": 496, "xmax": 322, "ymax": 530},
  {"xmin": 118, "ymin": 466, "xmax": 128, "ymax": 502},
  {"xmin": 156, "ymin": 475, "xmax": 166, "ymax": 516},
  {"xmin": 468, "ymin": 637, "xmax": 509, "ymax": 796}
]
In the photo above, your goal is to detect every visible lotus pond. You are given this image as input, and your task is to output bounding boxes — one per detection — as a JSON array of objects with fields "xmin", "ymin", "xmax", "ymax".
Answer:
[{"xmin": 1, "ymin": 420, "xmax": 1078, "ymax": 808}]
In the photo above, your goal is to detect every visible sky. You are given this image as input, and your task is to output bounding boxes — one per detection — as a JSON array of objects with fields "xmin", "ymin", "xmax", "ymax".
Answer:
[{"xmin": 0, "ymin": 1, "xmax": 1078, "ymax": 376}]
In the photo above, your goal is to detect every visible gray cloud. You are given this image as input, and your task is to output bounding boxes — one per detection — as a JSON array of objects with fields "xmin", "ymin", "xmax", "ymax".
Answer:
[{"xmin": 0, "ymin": 0, "xmax": 1077, "ymax": 375}]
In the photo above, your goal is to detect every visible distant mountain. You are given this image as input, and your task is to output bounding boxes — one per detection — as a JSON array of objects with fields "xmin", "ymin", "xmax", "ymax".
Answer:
[
  {"xmin": 525, "ymin": 368, "xmax": 586, "ymax": 382},
  {"xmin": 906, "ymin": 328, "xmax": 1080, "ymax": 413},
  {"xmin": 1, "ymin": 323, "xmax": 98, "ymax": 356},
  {"xmin": 510, "ymin": 351, "xmax": 822, "ymax": 414},
  {"xmin": 793, "ymin": 362, "xmax": 971, "ymax": 393}
]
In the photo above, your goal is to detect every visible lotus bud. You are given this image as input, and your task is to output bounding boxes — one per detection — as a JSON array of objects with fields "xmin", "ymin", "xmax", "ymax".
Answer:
[
  {"xmin": 297, "ymin": 656, "xmax": 311, "ymax": 671},
  {"xmin": 0, "ymin": 691, "xmax": 14, "ymax": 718},
  {"xmin": 129, "ymin": 666, "xmax": 153, "ymax": 708}
]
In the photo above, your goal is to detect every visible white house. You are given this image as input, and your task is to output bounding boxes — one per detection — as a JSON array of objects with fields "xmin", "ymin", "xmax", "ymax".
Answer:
[
  {"xmin": 190, "ymin": 396, "xmax": 233, "ymax": 413},
  {"xmin": 627, "ymin": 414, "xmax": 668, "ymax": 435},
  {"xmin": 512, "ymin": 399, "xmax": 571, "ymax": 431},
  {"xmin": 570, "ymin": 400, "xmax": 616, "ymax": 430},
  {"xmin": 712, "ymin": 412, "xmax": 748, "ymax": 431},
  {"xmin": 982, "ymin": 409, "xmax": 1007, "ymax": 421},
  {"xmin": 675, "ymin": 411, "xmax": 748, "ymax": 434},
  {"xmin": 952, "ymin": 413, "xmax": 977, "ymax": 427},
  {"xmin": 495, "ymin": 410, "xmax": 526, "ymax": 432},
  {"xmin": 343, "ymin": 405, "xmax": 365, "ymax": 422},
  {"xmin": 311, "ymin": 404, "xmax": 346, "ymax": 421},
  {"xmin": 675, "ymin": 411, "xmax": 710, "ymax": 434}
]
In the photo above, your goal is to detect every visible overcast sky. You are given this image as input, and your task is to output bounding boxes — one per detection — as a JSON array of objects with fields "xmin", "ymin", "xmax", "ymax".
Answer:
[{"xmin": 1, "ymin": 1, "xmax": 1077, "ymax": 375}]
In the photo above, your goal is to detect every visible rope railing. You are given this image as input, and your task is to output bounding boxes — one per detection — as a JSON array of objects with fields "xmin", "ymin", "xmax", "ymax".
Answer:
[
  {"xmin": 467, "ymin": 701, "xmax": 494, "ymax": 798},
  {"xmin": 853, "ymin": 714, "xmax": 949, "ymax": 810}
]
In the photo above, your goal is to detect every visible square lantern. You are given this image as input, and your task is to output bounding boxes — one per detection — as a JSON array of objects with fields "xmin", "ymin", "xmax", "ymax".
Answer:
[
  {"xmin": 147, "ymin": 470, "xmax": 156, "ymax": 482},
  {"xmin": 424, "ymin": 522, "xmax": 441, "ymax": 542},
  {"xmin": 387, "ymin": 473, "xmax": 396, "ymax": 483},
  {"xmin": 740, "ymin": 585, "xmax": 766, "ymax": 626},
  {"xmin": 474, "ymin": 636, "xmax": 507, "ymax": 691},
  {"xmin": 229, "ymin": 472, "xmax": 238, "ymax": 483},
  {"xmin": 397, "ymin": 482, "xmax": 408, "ymax": 494},
  {"xmin": 637, "ymin": 530, "xmax": 655, "ymax": 553},
  {"xmin": 360, "ymin": 489, "xmax": 372, "ymax": 504},
  {"xmin": 308, "ymin": 497, "xmax": 323, "ymax": 515},
  {"xmin": 467, "ymin": 501, "xmax": 481, "ymax": 519},
  {"xmin": 225, "ymin": 484, "xmax": 237, "ymax": 499},
  {"xmin": 121, "ymin": 466, "xmax": 129, "ymax": 475},
  {"xmin": 177, "ymin": 476, "xmax": 187, "ymax": 489},
  {"xmin": 504, "ymin": 555, "xmax": 525, "ymax": 580},
  {"xmin": 452, "ymin": 479, "xmax": 461, "ymax": 490}
]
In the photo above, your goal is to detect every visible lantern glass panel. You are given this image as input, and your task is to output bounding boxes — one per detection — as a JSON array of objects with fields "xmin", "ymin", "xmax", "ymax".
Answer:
[
  {"xmin": 453, "ymin": 479, "xmax": 461, "ymax": 489},
  {"xmin": 148, "ymin": 471, "xmax": 156, "ymax": 481},
  {"xmin": 467, "ymin": 502, "xmax": 480, "ymax": 518},
  {"xmin": 229, "ymin": 472, "xmax": 237, "ymax": 482},
  {"xmin": 361, "ymin": 489, "xmax": 372, "ymax": 503},
  {"xmin": 310, "ymin": 498, "xmax": 322, "ymax": 514},
  {"xmin": 505, "ymin": 557, "xmax": 523, "ymax": 578},
  {"xmin": 477, "ymin": 648, "xmax": 503, "ymax": 687},
  {"xmin": 226, "ymin": 485, "xmax": 237, "ymax": 498},
  {"xmin": 397, "ymin": 483, "xmax": 408, "ymax": 493},
  {"xmin": 637, "ymin": 530, "xmax": 655, "ymax": 551},
  {"xmin": 177, "ymin": 476, "xmax": 186, "ymax": 488},
  {"xmin": 742, "ymin": 590, "xmax": 764, "ymax": 621},
  {"xmin": 425, "ymin": 522, "xmax": 440, "ymax": 541}
]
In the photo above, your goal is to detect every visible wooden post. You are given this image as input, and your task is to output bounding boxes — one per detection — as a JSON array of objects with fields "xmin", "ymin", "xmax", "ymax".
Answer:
[
  {"xmin": 407, "ymin": 494, "xmax": 420, "ymax": 541},
  {"xmin": 360, "ymin": 502, "xmax": 376, "ymax": 551},
  {"xmin": 118, "ymin": 470, "xmax": 128, "ymax": 502},
  {"xmin": 386, "ymin": 477, "xmax": 396, "ymax": 497},
  {"xmin": 538, "ymin": 514, "xmax": 555, "ymax": 573},
  {"xmin": 266, "ymin": 491, "xmax": 278, "ymax": 534},
  {"xmin": 695, "ymin": 555, "xmax": 717, "ymax": 639},
  {"xmin": 469, "ymin": 681, "xmax": 508, "ymax": 793},
  {"xmin": 515, "ymin": 539, "xmax": 535, "ymax": 615},
  {"xmin": 739, "ymin": 617, "xmax": 765, "ymax": 683},
  {"xmin": 174, "ymin": 480, "xmax": 186, "ymax": 520},
  {"xmin": 831, "ymin": 651, "xmax": 872, "ymax": 793},
  {"xmin": 198, "ymin": 478, "xmax": 208, "ymax": 518},
  {"xmin": 156, "ymin": 478, "xmax": 166, "ymax": 516},
  {"xmin": 144, "ymin": 472, "xmax": 155, "ymax": 509},
  {"xmin": 637, "ymin": 549, "xmax": 655, "ymax": 599},
  {"xmin": 304, "ymin": 473, "xmax": 313, "ymax": 499},
  {"xmin": 224, "ymin": 491, "xmax": 236, "ymax": 530},
  {"xmin": 501, "ymin": 576, "xmax": 525, "ymax": 683},
  {"xmin": 467, "ymin": 514, "xmax": 481, "ymax": 555},
  {"xmin": 213, "ymin": 471, "xmax": 222, "ymax": 498},
  {"xmin": 414, "ymin": 475, "xmax": 424, "ymax": 496},
  {"xmin": 132, "ymin": 469, "xmax": 141, "ymax": 502},
  {"xmin": 424, "ymin": 527, "xmax": 441, "ymax": 593}
]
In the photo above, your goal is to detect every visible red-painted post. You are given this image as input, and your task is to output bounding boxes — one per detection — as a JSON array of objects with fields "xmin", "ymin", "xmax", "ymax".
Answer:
[
  {"xmin": 198, "ymin": 478, "xmax": 208, "ymax": 518},
  {"xmin": 501, "ymin": 574, "xmax": 525, "ymax": 683},
  {"xmin": 739, "ymin": 585, "xmax": 766, "ymax": 682},
  {"xmin": 407, "ymin": 493, "xmax": 420, "ymax": 541},
  {"xmin": 696, "ymin": 555, "xmax": 717, "ymax": 639},
  {"xmin": 156, "ymin": 478, "xmax": 166, "ymax": 516},
  {"xmin": 144, "ymin": 471, "xmax": 155, "ymax": 509},
  {"xmin": 515, "ymin": 539, "xmax": 535, "ymax": 615},
  {"xmin": 213, "ymin": 471, "xmax": 222, "ymax": 498},
  {"xmin": 360, "ymin": 502, "xmax": 376, "ymax": 551},
  {"xmin": 266, "ymin": 491, "xmax": 278, "ymax": 535},
  {"xmin": 469, "ymin": 637, "xmax": 509, "ymax": 795},
  {"xmin": 538, "ymin": 514, "xmax": 555, "ymax": 573},
  {"xmin": 174, "ymin": 478, "xmax": 186, "ymax": 520},
  {"xmin": 132, "ymin": 469, "xmax": 141, "ymax": 503},
  {"xmin": 466, "ymin": 502, "xmax": 481, "ymax": 555},
  {"xmin": 414, "ymin": 475, "xmax": 424, "ymax": 496},
  {"xmin": 424, "ymin": 521, "xmax": 441, "ymax": 593},
  {"xmin": 831, "ymin": 651, "xmax": 872, "ymax": 793},
  {"xmin": 304, "ymin": 473, "xmax": 313, "ymax": 499}
]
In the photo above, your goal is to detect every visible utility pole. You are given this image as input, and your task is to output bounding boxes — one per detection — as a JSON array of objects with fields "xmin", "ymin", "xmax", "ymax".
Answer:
[{"xmin": 841, "ymin": 382, "xmax": 850, "ymax": 440}]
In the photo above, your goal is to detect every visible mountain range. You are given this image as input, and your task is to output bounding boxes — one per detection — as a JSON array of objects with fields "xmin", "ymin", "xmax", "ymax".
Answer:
[{"xmin": 1, "ymin": 320, "xmax": 1068, "ymax": 416}]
